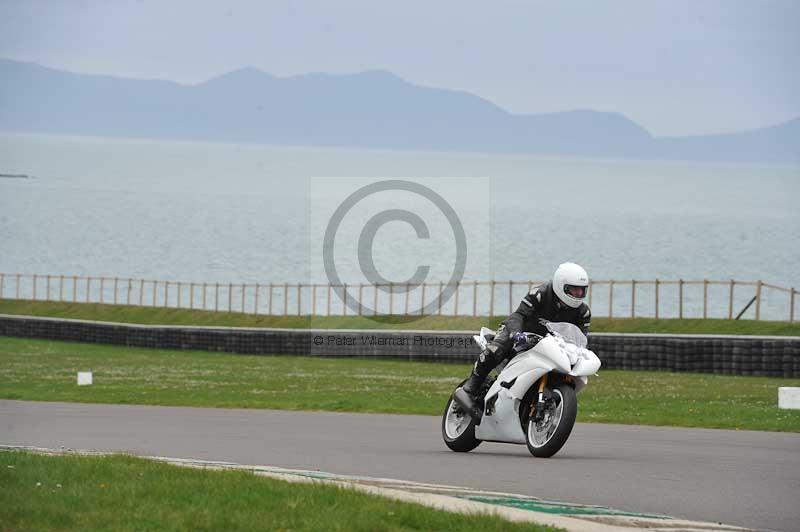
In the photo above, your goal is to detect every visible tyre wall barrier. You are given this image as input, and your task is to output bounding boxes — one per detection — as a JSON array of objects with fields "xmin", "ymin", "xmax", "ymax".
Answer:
[{"xmin": 1, "ymin": 314, "xmax": 798, "ymax": 377}]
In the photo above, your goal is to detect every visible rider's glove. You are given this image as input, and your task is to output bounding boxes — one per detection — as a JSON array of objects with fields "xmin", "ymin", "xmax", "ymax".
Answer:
[{"xmin": 538, "ymin": 318, "xmax": 550, "ymax": 329}]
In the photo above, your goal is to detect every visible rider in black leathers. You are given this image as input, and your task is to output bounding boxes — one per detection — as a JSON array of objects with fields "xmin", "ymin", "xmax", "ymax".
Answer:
[{"xmin": 461, "ymin": 263, "xmax": 592, "ymax": 399}]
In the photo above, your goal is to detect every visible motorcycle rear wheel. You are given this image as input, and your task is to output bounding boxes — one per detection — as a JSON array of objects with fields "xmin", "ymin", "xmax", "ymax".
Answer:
[
  {"xmin": 525, "ymin": 382, "xmax": 577, "ymax": 458},
  {"xmin": 441, "ymin": 381, "xmax": 481, "ymax": 452}
]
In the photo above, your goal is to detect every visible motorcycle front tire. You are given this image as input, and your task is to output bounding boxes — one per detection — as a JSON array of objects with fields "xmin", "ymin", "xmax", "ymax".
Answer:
[{"xmin": 525, "ymin": 382, "xmax": 577, "ymax": 458}]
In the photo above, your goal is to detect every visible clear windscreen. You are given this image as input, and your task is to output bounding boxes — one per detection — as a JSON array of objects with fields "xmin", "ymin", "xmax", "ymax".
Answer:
[{"xmin": 547, "ymin": 322, "xmax": 587, "ymax": 348}]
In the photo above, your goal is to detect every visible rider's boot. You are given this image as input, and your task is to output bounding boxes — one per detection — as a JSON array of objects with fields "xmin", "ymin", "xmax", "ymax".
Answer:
[
  {"xmin": 461, "ymin": 348, "xmax": 494, "ymax": 399},
  {"xmin": 461, "ymin": 367, "xmax": 487, "ymax": 399}
]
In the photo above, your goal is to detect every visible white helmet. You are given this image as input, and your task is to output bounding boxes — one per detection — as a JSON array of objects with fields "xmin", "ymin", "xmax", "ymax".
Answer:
[{"xmin": 553, "ymin": 262, "xmax": 589, "ymax": 308}]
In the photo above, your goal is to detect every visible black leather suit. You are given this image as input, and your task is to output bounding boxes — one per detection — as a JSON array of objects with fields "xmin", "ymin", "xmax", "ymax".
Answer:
[{"xmin": 474, "ymin": 281, "xmax": 592, "ymax": 377}]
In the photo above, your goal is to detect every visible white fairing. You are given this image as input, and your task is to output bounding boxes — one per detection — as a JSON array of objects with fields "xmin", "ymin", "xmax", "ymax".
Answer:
[{"xmin": 474, "ymin": 322, "xmax": 601, "ymax": 444}]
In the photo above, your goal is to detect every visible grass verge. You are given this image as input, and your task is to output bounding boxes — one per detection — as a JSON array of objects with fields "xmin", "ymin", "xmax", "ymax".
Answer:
[
  {"xmin": 0, "ymin": 451, "xmax": 557, "ymax": 532},
  {"xmin": 2, "ymin": 299, "xmax": 799, "ymax": 335},
  {"xmin": 1, "ymin": 336, "xmax": 798, "ymax": 432}
]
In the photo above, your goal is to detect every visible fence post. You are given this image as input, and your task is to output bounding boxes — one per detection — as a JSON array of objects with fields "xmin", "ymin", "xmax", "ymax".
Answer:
[
  {"xmin": 153, "ymin": 281, "xmax": 158, "ymax": 307},
  {"xmin": 113, "ymin": 277, "xmax": 118, "ymax": 305},
  {"xmin": 243, "ymin": 283, "xmax": 248, "ymax": 314},
  {"xmin": 791, "ymin": 288, "xmax": 796, "ymax": 323},
  {"xmin": 728, "ymin": 280, "xmax": 735, "ymax": 320},
  {"xmin": 421, "ymin": 283, "xmax": 426, "ymax": 316},
  {"xmin": 607, "ymin": 281, "xmax": 614, "ymax": 318},
  {"xmin": 99, "ymin": 277, "xmax": 105, "ymax": 304},
  {"xmin": 214, "ymin": 283, "xmax": 219, "ymax": 312},
  {"xmin": 389, "ymin": 283, "xmax": 394, "ymax": 315},
  {"xmin": 227, "ymin": 283, "xmax": 232, "ymax": 312},
  {"xmin": 138, "ymin": 279, "xmax": 143, "ymax": 306},
  {"xmin": 489, "ymin": 280, "xmax": 496, "ymax": 316},
  {"xmin": 189, "ymin": 283, "xmax": 194, "ymax": 310},
  {"xmin": 268, "ymin": 283, "xmax": 274, "ymax": 315},
  {"xmin": 72, "ymin": 276, "xmax": 76, "ymax": 302},
  {"xmin": 358, "ymin": 283, "xmax": 364, "ymax": 316},
  {"xmin": 473, "ymin": 280, "xmax": 478, "ymax": 317},
  {"xmin": 343, "ymin": 283, "xmax": 348, "ymax": 316},
  {"xmin": 703, "ymin": 279, "xmax": 708, "ymax": 319},
  {"xmin": 326, "ymin": 284, "xmax": 331, "ymax": 316},
  {"xmin": 508, "ymin": 280, "xmax": 513, "ymax": 313},
  {"xmin": 282, "ymin": 282, "xmax": 288, "ymax": 315},
  {"xmin": 59, "ymin": 275, "xmax": 64, "ymax": 301},
  {"xmin": 587, "ymin": 282, "xmax": 592, "ymax": 308},
  {"xmin": 405, "ymin": 283, "xmax": 411, "ymax": 316},
  {"xmin": 87, "ymin": 277, "xmax": 93, "ymax": 303},
  {"xmin": 46, "ymin": 275, "xmax": 51, "ymax": 301},
  {"xmin": 678, "ymin": 279, "xmax": 684, "ymax": 319},
  {"xmin": 654, "ymin": 279, "xmax": 659, "ymax": 319},
  {"xmin": 454, "ymin": 281, "xmax": 460, "ymax": 317},
  {"xmin": 33, "ymin": 274, "xmax": 37, "ymax": 300},
  {"xmin": 126, "ymin": 279, "xmax": 132, "ymax": 306},
  {"xmin": 755, "ymin": 280, "xmax": 762, "ymax": 320},
  {"xmin": 373, "ymin": 283, "xmax": 378, "ymax": 316},
  {"xmin": 255, "ymin": 283, "xmax": 260, "ymax": 314},
  {"xmin": 0, "ymin": 273, "xmax": 4, "ymax": 299},
  {"xmin": 297, "ymin": 283, "xmax": 301, "ymax": 316},
  {"xmin": 630, "ymin": 280, "xmax": 636, "ymax": 318},
  {"xmin": 165, "ymin": 281, "xmax": 170, "ymax": 308},
  {"xmin": 177, "ymin": 282, "xmax": 182, "ymax": 308}
]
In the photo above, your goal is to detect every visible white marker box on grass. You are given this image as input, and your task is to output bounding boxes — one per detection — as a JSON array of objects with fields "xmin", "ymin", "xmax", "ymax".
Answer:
[
  {"xmin": 778, "ymin": 387, "xmax": 800, "ymax": 410},
  {"xmin": 77, "ymin": 371, "xmax": 93, "ymax": 386}
]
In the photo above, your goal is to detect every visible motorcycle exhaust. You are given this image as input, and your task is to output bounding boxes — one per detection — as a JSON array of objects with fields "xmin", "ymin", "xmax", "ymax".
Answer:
[{"xmin": 453, "ymin": 387, "xmax": 483, "ymax": 420}]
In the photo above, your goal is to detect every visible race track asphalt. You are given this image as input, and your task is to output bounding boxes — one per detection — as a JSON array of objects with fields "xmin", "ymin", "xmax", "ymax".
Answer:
[{"xmin": 1, "ymin": 400, "xmax": 797, "ymax": 531}]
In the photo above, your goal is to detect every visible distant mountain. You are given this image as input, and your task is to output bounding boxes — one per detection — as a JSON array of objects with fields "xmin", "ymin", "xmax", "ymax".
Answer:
[{"xmin": 1, "ymin": 59, "xmax": 797, "ymax": 162}]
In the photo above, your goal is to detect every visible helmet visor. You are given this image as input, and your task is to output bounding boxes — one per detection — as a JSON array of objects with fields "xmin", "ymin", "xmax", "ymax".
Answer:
[{"xmin": 564, "ymin": 284, "xmax": 587, "ymax": 299}]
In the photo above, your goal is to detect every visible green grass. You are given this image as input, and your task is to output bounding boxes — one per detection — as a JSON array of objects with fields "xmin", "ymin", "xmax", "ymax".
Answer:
[
  {"xmin": 1, "ymin": 336, "xmax": 799, "ymax": 432},
  {"xmin": 0, "ymin": 451, "xmax": 557, "ymax": 532},
  {"xmin": 2, "ymin": 298, "xmax": 799, "ymax": 335}
]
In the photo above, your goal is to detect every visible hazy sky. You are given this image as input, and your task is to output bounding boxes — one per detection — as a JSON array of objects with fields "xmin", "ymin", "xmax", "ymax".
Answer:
[{"xmin": 2, "ymin": 0, "xmax": 798, "ymax": 136}]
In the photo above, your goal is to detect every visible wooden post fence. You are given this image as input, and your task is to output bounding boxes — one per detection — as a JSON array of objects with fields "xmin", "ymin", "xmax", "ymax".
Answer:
[{"xmin": 3, "ymin": 274, "xmax": 798, "ymax": 321}]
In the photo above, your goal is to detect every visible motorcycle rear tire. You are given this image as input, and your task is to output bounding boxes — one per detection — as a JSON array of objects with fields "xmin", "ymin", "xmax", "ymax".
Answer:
[{"xmin": 441, "ymin": 381, "xmax": 481, "ymax": 452}]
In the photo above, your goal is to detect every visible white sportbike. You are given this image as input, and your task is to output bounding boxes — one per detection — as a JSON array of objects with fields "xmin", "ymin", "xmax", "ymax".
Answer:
[{"xmin": 442, "ymin": 322, "xmax": 601, "ymax": 458}]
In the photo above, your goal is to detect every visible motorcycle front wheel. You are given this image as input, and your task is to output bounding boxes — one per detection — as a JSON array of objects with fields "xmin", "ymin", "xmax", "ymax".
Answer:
[
  {"xmin": 441, "ymin": 381, "xmax": 481, "ymax": 452},
  {"xmin": 525, "ymin": 382, "xmax": 577, "ymax": 458}
]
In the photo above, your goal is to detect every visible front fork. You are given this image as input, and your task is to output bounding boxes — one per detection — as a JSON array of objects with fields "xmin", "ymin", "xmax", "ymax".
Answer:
[
  {"xmin": 532, "ymin": 374, "xmax": 548, "ymax": 422},
  {"xmin": 532, "ymin": 373, "xmax": 573, "ymax": 422}
]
